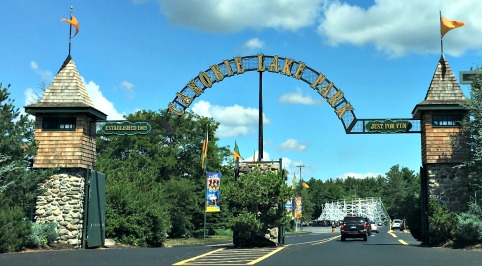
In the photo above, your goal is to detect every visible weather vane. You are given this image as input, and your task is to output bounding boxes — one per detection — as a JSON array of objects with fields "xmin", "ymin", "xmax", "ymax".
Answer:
[{"xmin": 61, "ymin": 6, "xmax": 79, "ymax": 55}]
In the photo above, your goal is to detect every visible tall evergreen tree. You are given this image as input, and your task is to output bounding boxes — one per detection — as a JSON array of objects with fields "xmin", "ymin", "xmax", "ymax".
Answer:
[
  {"xmin": 0, "ymin": 83, "xmax": 48, "ymax": 252},
  {"xmin": 460, "ymin": 72, "xmax": 482, "ymax": 204}
]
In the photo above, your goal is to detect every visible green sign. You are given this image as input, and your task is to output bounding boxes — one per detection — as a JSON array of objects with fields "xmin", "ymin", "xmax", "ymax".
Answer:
[
  {"xmin": 101, "ymin": 121, "xmax": 151, "ymax": 135},
  {"xmin": 365, "ymin": 120, "xmax": 412, "ymax": 133}
]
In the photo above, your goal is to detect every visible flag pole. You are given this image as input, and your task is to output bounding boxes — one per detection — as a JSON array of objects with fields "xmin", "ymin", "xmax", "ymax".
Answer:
[
  {"xmin": 439, "ymin": 11, "xmax": 444, "ymax": 56},
  {"xmin": 203, "ymin": 127, "xmax": 208, "ymax": 240},
  {"xmin": 68, "ymin": 6, "xmax": 73, "ymax": 55}
]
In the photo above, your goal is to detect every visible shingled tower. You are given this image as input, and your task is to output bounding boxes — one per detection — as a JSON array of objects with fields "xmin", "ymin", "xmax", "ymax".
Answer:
[
  {"xmin": 25, "ymin": 55, "xmax": 107, "ymax": 247},
  {"xmin": 412, "ymin": 55, "xmax": 469, "ymax": 212}
]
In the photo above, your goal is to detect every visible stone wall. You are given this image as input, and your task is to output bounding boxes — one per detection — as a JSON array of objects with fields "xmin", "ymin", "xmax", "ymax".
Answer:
[
  {"xmin": 238, "ymin": 162, "xmax": 280, "ymax": 175},
  {"xmin": 35, "ymin": 170, "xmax": 85, "ymax": 248},
  {"xmin": 426, "ymin": 163, "xmax": 469, "ymax": 212}
]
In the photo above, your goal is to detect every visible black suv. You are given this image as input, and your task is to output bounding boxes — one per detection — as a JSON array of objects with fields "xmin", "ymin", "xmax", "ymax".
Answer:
[{"xmin": 340, "ymin": 216, "xmax": 369, "ymax": 241}]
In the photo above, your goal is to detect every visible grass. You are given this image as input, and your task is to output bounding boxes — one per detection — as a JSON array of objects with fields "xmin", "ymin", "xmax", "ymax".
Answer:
[{"xmin": 165, "ymin": 235, "xmax": 232, "ymax": 246}]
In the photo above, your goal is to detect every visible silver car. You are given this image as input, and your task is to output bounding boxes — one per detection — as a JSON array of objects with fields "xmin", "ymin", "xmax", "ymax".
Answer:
[
  {"xmin": 370, "ymin": 221, "xmax": 379, "ymax": 233},
  {"xmin": 392, "ymin": 219, "xmax": 402, "ymax": 229}
]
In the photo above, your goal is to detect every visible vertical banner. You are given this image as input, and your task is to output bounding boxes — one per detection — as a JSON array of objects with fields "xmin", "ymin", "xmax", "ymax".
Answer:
[
  {"xmin": 294, "ymin": 197, "xmax": 302, "ymax": 218},
  {"xmin": 285, "ymin": 200, "xmax": 293, "ymax": 218},
  {"xmin": 206, "ymin": 172, "xmax": 221, "ymax": 212}
]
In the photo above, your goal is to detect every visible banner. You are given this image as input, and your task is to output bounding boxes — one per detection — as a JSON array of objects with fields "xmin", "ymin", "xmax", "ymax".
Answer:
[
  {"xmin": 294, "ymin": 197, "xmax": 302, "ymax": 218},
  {"xmin": 285, "ymin": 200, "xmax": 293, "ymax": 217},
  {"xmin": 206, "ymin": 172, "xmax": 221, "ymax": 212}
]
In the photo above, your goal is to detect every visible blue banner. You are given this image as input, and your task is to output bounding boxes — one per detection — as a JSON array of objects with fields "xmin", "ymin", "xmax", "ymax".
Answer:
[{"xmin": 206, "ymin": 172, "xmax": 221, "ymax": 212}]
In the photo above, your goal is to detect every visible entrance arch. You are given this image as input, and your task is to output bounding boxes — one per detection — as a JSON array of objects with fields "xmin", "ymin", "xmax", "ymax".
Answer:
[{"xmin": 168, "ymin": 54, "xmax": 356, "ymax": 132}]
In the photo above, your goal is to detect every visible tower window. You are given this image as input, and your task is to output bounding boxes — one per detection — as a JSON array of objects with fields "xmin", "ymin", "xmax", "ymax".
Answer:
[
  {"xmin": 432, "ymin": 114, "xmax": 463, "ymax": 127},
  {"xmin": 42, "ymin": 117, "xmax": 76, "ymax": 131}
]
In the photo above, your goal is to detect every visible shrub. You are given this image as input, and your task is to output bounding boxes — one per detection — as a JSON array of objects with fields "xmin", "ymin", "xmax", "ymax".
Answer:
[
  {"xmin": 0, "ymin": 202, "xmax": 31, "ymax": 253},
  {"xmin": 428, "ymin": 198, "xmax": 457, "ymax": 246},
  {"xmin": 404, "ymin": 195, "xmax": 422, "ymax": 241},
  {"xmin": 25, "ymin": 222, "xmax": 58, "ymax": 248},
  {"xmin": 213, "ymin": 228, "xmax": 232, "ymax": 237},
  {"xmin": 454, "ymin": 203, "xmax": 482, "ymax": 246}
]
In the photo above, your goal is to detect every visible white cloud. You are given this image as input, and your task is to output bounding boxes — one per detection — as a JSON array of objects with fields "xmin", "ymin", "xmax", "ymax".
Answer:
[
  {"xmin": 191, "ymin": 100, "xmax": 270, "ymax": 138},
  {"xmin": 117, "ymin": 80, "xmax": 136, "ymax": 99},
  {"xmin": 23, "ymin": 88, "xmax": 37, "ymax": 106},
  {"xmin": 158, "ymin": 0, "xmax": 323, "ymax": 33},
  {"xmin": 244, "ymin": 38, "xmax": 265, "ymax": 50},
  {"xmin": 341, "ymin": 172, "xmax": 383, "ymax": 179},
  {"xmin": 155, "ymin": 0, "xmax": 482, "ymax": 57},
  {"xmin": 278, "ymin": 138, "xmax": 307, "ymax": 151},
  {"xmin": 279, "ymin": 87, "xmax": 322, "ymax": 105},
  {"xmin": 84, "ymin": 79, "xmax": 125, "ymax": 120},
  {"xmin": 318, "ymin": 0, "xmax": 482, "ymax": 57},
  {"xmin": 243, "ymin": 150, "xmax": 271, "ymax": 162},
  {"xmin": 30, "ymin": 60, "xmax": 52, "ymax": 83}
]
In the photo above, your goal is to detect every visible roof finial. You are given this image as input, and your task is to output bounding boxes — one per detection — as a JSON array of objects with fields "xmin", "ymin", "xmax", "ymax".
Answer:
[{"xmin": 61, "ymin": 6, "xmax": 80, "ymax": 56}]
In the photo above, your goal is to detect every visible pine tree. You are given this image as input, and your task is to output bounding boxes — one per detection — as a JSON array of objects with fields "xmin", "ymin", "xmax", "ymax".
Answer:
[{"xmin": 0, "ymin": 83, "xmax": 49, "ymax": 252}]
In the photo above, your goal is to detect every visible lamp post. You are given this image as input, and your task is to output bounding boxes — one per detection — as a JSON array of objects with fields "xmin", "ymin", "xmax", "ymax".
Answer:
[
  {"xmin": 296, "ymin": 165, "xmax": 305, "ymax": 182},
  {"xmin": 296, "ymin": 164, "xmax": 304, "ymax": 229}
]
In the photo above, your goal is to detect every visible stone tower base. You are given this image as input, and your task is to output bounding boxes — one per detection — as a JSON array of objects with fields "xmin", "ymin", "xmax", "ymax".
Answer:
[
  {"xmin": 426, "ymin": 163, "xmax": 469, "ymax": 212},
  {"xmin": 35, "ymin": 169, "xmax": 86, "ymax": 248}
]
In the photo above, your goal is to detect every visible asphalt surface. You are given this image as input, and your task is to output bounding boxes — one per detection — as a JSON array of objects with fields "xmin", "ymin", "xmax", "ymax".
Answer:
[{"xmin": 1, "ymin": 226, "xmax": 481, "ymax": 266}]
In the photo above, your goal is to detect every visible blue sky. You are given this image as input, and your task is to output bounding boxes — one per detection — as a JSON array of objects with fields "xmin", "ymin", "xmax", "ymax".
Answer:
[{"xmin": 2, "ymin": 0, "xmax": 482, "ymax": 181}]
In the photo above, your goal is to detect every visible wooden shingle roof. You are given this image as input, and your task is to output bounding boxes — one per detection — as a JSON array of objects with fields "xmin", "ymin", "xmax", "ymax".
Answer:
[
  {"xmin": 25, "ymin": 55, "xmax": 106, "ymax": 119},
  {"xmin": 412, "ymin": 55, "xmax": 467, "ymax": 118}
]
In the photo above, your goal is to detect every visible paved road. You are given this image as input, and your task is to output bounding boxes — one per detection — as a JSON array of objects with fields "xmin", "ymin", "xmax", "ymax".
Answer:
[{"xmin": 1, "ymin": 226, "xmax": 481, "ymax": 266}]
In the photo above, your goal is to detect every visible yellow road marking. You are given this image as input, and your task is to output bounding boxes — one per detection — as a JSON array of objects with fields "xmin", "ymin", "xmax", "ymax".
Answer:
[
  {"xmin": 247, "ymin": 247, "xmax": 285, "ymax": 265},
  {"xmin": 388, "ymin": 231, "xmax": 397, "ymax": 238},
  {"xmin": 173, "ymin": 248, "xmax": 225, "ymax": 265},
  {"xmin": 311, "ymin": 235, "xmax": 340, "ymax": 245},
  {"xmin": 399, "ymin": 239, "xmax": 409, "ymax": 246},
  {"xmin": 285, "ymin": 235, "xmax": 339, "ymax": 247}
]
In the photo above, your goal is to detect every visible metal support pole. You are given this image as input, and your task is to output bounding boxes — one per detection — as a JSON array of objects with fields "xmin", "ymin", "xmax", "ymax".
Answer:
[{"xmin": 258, "ymin": 71, "xmax": 263, "ymax": 161}]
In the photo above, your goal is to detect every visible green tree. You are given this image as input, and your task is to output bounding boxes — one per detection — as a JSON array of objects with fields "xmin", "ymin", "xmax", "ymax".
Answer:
[
  {"xmin": 459, "ymin": 71, "xmax": 482, "ymax": 204},
  {"xmin": 96, "ymin": 109, "xmax": 229, "ymax": 245},
  {"xmin": 223, "ymin": 169, "xmax": 291, "ymax": 247},
  {"xmin": 0, "ymin": 83, "xmax": 49, "ymax": 252},
  {"xmin": 382, "ymin": 165, "xmax": 419, "ymax": 219}
]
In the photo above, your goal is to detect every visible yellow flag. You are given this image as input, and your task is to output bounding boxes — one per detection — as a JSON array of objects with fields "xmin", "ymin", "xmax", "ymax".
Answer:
[
  {"xmin": 61, "ymin": 15, "xmax": 79, "ymax": 37},
  {"xmin": 201, "ymin": 131, "xmax": 208, "ymax": 169},
  {"xmin": 233, "ymin": 141, "xmax": 242, "ymax": 161},
  {"xmin": 441, "ymin": 17, "xmax": 465, "ymax": 38},
  {"xmin": 302, "ymin": 182, "xmax": 310, "ymax": 189}
]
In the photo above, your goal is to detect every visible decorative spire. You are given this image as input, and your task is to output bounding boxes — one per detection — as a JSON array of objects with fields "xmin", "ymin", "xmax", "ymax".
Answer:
[{"xmin": 61, "ymin": 6, "xmax": 80, "ymax": 55}]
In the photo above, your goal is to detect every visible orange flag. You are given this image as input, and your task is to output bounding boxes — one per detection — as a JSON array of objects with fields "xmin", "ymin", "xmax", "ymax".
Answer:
[
  {"xmin": 201, "ymin": 130, "xmax": 208, "ymax": 169},
  {"xmin": 61, "ymin": 15, "xmax": 79, "ymax": 37},
  {"xmin": 441, "ymin": 17, "xmax": 464, "ymax": 38}
]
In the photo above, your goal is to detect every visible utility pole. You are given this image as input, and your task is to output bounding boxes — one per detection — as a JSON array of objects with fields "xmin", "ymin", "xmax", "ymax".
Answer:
[{"xmin": 296, "ymin": 164, "xmax": 305, "ymax": 231}]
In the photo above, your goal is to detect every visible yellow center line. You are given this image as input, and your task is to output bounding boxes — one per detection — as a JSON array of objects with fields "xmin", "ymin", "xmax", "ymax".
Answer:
[
  {"xmin": 311, "ymin": 235, "xmax": 340, "ymax": 245},
  {"xmin": 173, "ymin": 248, "xmax": 225, "ymax": 265},
  {"xmin": 247, "ymin": 247, "xmax": 285, "ymax": 265},
  {"xmin": 388, "ymin": 231, "xmax": 397, "ymax": 238}
]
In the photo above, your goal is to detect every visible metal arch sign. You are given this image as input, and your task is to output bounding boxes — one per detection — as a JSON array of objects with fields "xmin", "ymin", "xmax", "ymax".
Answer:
[
  {"xmin": 101, "ymin": 121, "xmax": 151, "ymax": 135},
  {"xmin": 167, "ymin": 54, "xmax": 421, "ymax": 134},
  {"xmin": 167, "ymin": 54, "xmax": 356, "ymax": 132}
]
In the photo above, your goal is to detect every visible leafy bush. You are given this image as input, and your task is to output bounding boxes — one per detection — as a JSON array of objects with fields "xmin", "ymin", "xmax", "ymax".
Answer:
[
  {"xmin": 231, "ymin": 212, "xmax": 262, "ymax": 247},
  {"xmin": 230, "ymin": 212, "xmax": 262, "ymax": 233},
  {"xmin": 454, "ymin": 203, "xmax": 482, "ymax": 246},
  {"xmin": 213, "ymin": 228, "xmax": 232, "ymax": 237},
  {"xmin": 25, "ymin": 222, "xmax": 58, "ymax": 248},
  {"xmin": 428, "ymin": 198, "xmax": 457, "ymax": 246},
  {"xmin": 404, "ymin": 195, "xmax": 422, "ymax": 241},
  {"xmin": 0, "ymin": 199, "xmax": 31, "ymax": 253}
]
